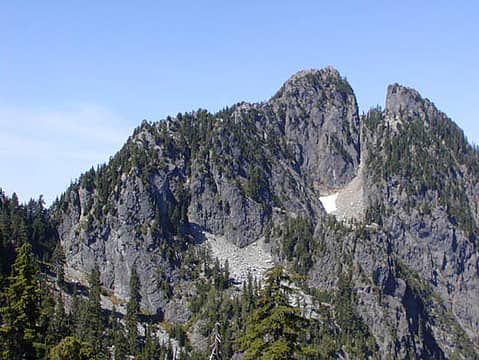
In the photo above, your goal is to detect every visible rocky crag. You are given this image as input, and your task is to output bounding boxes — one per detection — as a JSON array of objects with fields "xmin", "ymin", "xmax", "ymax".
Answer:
[{"xmin": 53, "ymin": 67, "xmax": 479, "ymax": 358}]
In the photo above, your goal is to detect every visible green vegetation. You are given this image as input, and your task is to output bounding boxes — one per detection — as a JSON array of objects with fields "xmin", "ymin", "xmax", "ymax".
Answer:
[
  {"xmin": 365, "ymin": 108, "xmax": 479, "ymax": 239},
  {"xmin": 279, "ymin": 217, "xmax": 315, "ymax": 275},
  {"xmin": 49, "ymin": 337, "xmax": 94, "ymax": 360},
  {"xmin": 0, "ymin": 243, "xmax": 41, "ymax": 359},
  {"xmin": 0, "ymin": 190, "xmax": 58, "ymax": 281},
  {"xmin": 236, "ymin": 265, "xmax": 312, "ymax": 359},
  {"xmin": 125, "ymin": 265, "xmax": 141, "ymax": 356}
]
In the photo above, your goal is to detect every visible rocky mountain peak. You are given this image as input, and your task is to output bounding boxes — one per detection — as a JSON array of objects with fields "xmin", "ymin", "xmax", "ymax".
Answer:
[
  {"xmin": 271, "ymin": 66, "xmax": 351, "ymax": 102},
  {"xmin": 385, "ymin": 83, "xmax": 423, "ymax": 114},
  {"xmin": 286, "ymin": 66, "xmax": 341, "ymax": 85},
  {"xmin": 384, "ymin": 83, "xmax": 443, "ymax": 127},
  {"xmin": 45, "ymin": 69, "xmax": 479, "ymax": 358}
]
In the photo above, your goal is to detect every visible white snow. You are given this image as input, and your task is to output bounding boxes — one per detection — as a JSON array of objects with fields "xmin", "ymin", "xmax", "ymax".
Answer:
[
  {"xmin": 319, "ymin": 193, "xmax": 338, "ymax": 214},
  {"xmin": 318, "ymin": 161, "xmax": 366, "ymax": 221}
]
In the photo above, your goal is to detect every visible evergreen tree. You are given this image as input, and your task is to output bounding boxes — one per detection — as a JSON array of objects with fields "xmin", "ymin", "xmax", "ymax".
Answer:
[
  {"xmin": 52, "ymin": 244, "xmax": 66, "ymax": 288},
  {"xmin": 223, "ymin": 259, "xmax": 230, "ymax": 289},
  {"xmin": 38, "ymin": 284, "xmax": 56, "ymax": 348},
  {"xmin": 235, "ymin": 265, "xmax": 309, "ymax": 360},
  {"xmin": 49, "ymin": 294, "xmax": 70, "ymax": 346},
  {"xmin": 125, "ymin": 264, "xmax": 141, "ymax": 356},
  {"xmin": 0, "ymin": 242, "xmax": 41, "ymax": 359},
  {"xmin": 109, "ymin": 306, "xmax": 127, "ymax": 360},
  {"xmin": 141, "ymin": 323, "xmax": 158, "ymax": 360},
  {"xmin": 85, "ymin": 264, "xmax": 103, "ymax": 356},
  {"xmin": 70, "ymin": 284, "xmax": 83, "ymax": 339},
  {"xmin": 49, "ymin": 336, "xmax": 94, "ymax": 360}
]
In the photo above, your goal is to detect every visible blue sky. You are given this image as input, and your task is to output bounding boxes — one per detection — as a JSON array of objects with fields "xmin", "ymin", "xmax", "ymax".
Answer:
[{"xmin": 1, "ymin": 1, "xmax": 478, "ymax": 204}]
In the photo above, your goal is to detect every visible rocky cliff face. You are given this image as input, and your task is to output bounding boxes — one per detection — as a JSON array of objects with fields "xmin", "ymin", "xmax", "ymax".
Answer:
[
  {"xmin": 54, "ymin": 67, "xmax": 479, "ymax": 358},
  {"xmin": 360, "ymin": 84, "xmax": 479, "ymax": 351},
  {"xmin": 268, "ymin": 67, "xmax": 360, "ymax": 191},
  {"xmin": 55, "ymin": 67, "xmax": 361, "ymax": 312}
]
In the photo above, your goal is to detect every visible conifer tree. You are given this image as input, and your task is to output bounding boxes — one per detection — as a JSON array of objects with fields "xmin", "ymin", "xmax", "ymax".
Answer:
[
  {"xmin": 70, "ymin": 284, "xmax": 82, "ymax": 338},
  {"xmin": 109, "ymin": 306, "xmax": 127, "ymax": 360},
  {"xmin": 39, "ymin": 284, "xmax": 56, "ymax": 348},
  {"xmin": 235, "ymin": 265, "xmax": 309, "ymax": 360},
  {"xmin": 141, "ymin": 323, "xmax": 158, "ymax": 359},
  {"xmin": 85, "ymin": 264, "xmax": 103, "ymax": 355},
  {"xmin": 52, "ymin": 293, "xmax": 70, "ymax": 344},
  {"xmin": 52, "ymin": 243, "xmax": 66, "ymax": 288},
  {"xmin": 0, "ymin": 242, "xmax": 41, "ymax": 359},
  {"xmin": 49, "ymin": 336, "xmax": 94, "ymax": 360},
  {"xmin": 125, "ymin": 264, "xmax": 141, "ymax": 356}
]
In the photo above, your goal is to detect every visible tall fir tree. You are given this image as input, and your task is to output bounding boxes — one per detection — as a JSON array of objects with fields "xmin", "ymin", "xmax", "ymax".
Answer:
[
  {"xmin": 125, "ymin": 264, "xmax": 141, "ymax": 356},
  {"xmin": 50, "ymin": 293, "xmax": 70, "ymax": 346},
  {"xmin": 141, "ymin": 323, "xmax": 158, "ymax": 360},
  {"xmin": 85, "ymin": 264, "xmax": 104, "ymax": 356},
  {"xmin": 52, "ymin": 243, "xmax": 66, "ymax": 289},
  {"xmin": 235, "ymin": 265, "xmax": 310, "ymax": 360},
  {"xmin": 38, "ymin": 283, "xmax": 56, "ymax": 349},
  {"xmin": 0, "ymin": 242, "xmax": 41, "ymax": 359},
  {"xmin": 109, "ymin": 306, "xmax": 128, "ymax": 360}
]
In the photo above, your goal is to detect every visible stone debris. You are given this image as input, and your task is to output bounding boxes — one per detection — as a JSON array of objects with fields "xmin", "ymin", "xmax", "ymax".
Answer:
[
  {"xmin": 320, "ymin": 162, "xmax": 365, "ymax": 222},
  {"xmin": 203, "ymin": 232, "xmax": 274, "ymax": 284}
]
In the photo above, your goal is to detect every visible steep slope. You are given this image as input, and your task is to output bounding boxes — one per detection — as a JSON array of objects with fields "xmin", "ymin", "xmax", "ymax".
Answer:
[
  {"xmin": 268, "ymin": 67, "xmax": 361, "ymax": 191},
  {"xmin": 53, "ymin": 67, "xmax": 361, "ymax": 313},
  {"xmin": 50, "ymin": 68, "xmax": 479, "ymax": 358},
  {"xmin": 361, "ymin": 84, "xmax": 479, "ymax": 347},
  {"xmin": 272, "ymin": 83, "xmax": 479, "ymax": 357}
]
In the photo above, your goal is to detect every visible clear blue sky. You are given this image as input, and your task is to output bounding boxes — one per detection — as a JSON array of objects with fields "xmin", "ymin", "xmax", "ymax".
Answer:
[{"xmin": 1, "ymin": 1, "xmax": 478, "ymax": 204}]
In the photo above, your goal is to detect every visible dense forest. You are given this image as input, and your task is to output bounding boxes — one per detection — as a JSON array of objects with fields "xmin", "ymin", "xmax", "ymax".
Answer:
[
  {"xmin": 0, "ymin": 189, "xmax": 376, "ymax": 359},
  {"xmin": 2, "ymin": 69, "xmax": 479, "ymax": 359}
]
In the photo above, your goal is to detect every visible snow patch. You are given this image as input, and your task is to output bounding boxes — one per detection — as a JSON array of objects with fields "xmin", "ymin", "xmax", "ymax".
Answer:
[{"xmin": 319, "ymin": 193, "xmax": 338, "ymax": 214}]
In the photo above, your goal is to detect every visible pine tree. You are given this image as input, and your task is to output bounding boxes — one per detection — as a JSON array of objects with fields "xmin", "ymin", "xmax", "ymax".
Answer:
[
  {"xmin": 0, "ymin": 211, "xmax": 11, "ymax": 277},
  {"xmin": 109, "ymin": 306, "xmax": 127, "ymax": 360},
  {"xmin": 141, "ymin": 323, "xmax": 158, "ymax": 360},
  {"xmin": 125, "ymin": 264, "xmax": 141, "ymax": 356},
  {"xmin": 235, "ymin": 265, "xmax": 308, "ymax": 360},
  {"xmin": 70, "ymin": 284, "xmax": 83, "ymax": 339},
  {"xmin": 85, "ymin": 264, "xmax": 103, "ymax": 355},
  {"xmin": 52, "ymin": 243, "xmax": 66, "ymax": 288},
  {"xmin": 38, "ymin": 284, "xmax": 56, "ymax": 348},
  {"xmin": 0, "ymin": 242, "xmax": 41, "ymax": 359},
  {"xmin": 49, "ymin": 336, "xmax": 94, "ymax": 360},
  {"xmin": 223, "ymin": 259, "xmax": 230, "ymax": 289},
  {"xmin": 49, "ymin": 294, "xmax": 70, "ymax": 346}
]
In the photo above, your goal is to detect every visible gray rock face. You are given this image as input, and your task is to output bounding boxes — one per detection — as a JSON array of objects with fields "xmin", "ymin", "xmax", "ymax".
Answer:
[
  {"xmin": 386, "ymin": 83, "xmax": 425, "ymax": 115},
  {"xmin": 187, "ymin": 68, "xmax": 361, "ymax": 246},
  {"xmin": 58, "ymin": 170, "xmax": 175, "ymax": 313},
  {"xmin": 268, "ymin": 68, "xmax": 360, "ymax": 191},
  {"xmin": 188, "ymin": 162, "xmax": 267, "ymax": 247},
  {"xmin": 57, "ymin": 67, "xmax": 360, "ymax": 312},
  {"xmin": 55, "ymin": 69, "xmax": 479, "ymax": 357},
  {"xmin": 358, "ymin": 84, "xmax": 479, "ymax": 354}
]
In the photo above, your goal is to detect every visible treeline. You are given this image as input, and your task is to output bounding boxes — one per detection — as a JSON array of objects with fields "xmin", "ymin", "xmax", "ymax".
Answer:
[
  {"xmin": 0, "ymin": 240, "xmax": 179, "ymax": 359},
  {"xmin": 0, "ymin": 189, "xmax": 58, "ymax": 283}
]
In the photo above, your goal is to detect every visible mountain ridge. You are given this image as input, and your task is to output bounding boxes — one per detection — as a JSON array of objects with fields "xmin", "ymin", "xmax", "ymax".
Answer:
[{"xmin": 3, "ymin": 66, "xmax": 477, "ymax": 358}]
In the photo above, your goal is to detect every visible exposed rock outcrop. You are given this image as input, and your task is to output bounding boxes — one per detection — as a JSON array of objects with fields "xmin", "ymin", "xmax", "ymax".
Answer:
[{"xmin": 54, "ymin": 68, "xmax": 479, "ymax": 358}]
